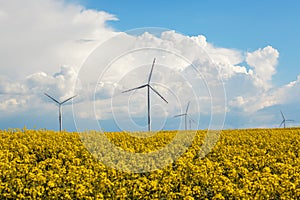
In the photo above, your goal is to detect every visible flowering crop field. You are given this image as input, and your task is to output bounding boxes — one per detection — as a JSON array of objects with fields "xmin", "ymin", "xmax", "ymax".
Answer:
[{"xmin": 1, "ymin": 128, "xmax": 300, "ymax": 199}]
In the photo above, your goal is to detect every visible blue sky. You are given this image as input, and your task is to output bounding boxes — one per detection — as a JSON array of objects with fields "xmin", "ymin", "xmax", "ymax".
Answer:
[{"xmin": 0, "ymin": 0, "xmax": 300, "ymax": 131}]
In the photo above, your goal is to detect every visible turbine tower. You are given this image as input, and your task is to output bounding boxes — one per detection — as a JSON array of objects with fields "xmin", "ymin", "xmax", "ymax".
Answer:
[
  {"xmin": 122, "ymin": 58, "xmax": 168, "ymax": 132},
  {"xmin": 174, "ymin": 101, "xmax": 195, "ymax": 130},
  {"xmin": 279, "ymin": 110, "xmax": 294, "ymax": 128},
  {"xmin": 44, "ymin": 93, "xmax": 77, "ymax": 131}
]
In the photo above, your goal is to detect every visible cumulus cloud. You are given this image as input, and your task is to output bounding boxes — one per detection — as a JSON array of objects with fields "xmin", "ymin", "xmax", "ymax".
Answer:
[
  {"xmin": 274, "ymin": 75, "xmax": 300, "ymax": 105},
  {"xmin": 26, "ymin": 65, "xmax": 78, "ymax": 99},
  {"xmin": 246, "ymin": 46, "xmax": 279, "ymax": 90},
  {"xmin": 0, "ymin": 0, "xmax": 117, "ymax": 79},
  {"xmin": 0, "ymin": 65, "xmax": 79, "ymax": 119}
]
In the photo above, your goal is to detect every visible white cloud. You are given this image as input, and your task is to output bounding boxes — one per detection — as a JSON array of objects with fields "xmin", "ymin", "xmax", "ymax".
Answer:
[
  {"xmin": 0, "ymin": 76, "xmax": 26, "ymax": 95},
  {"xmin": 274, "ymin": 75, "xmax": 300, "ymax": 105},
  {"xmin": 25, "ymin": 65, "xmax": 78, "ymax": 99},
  {"xmin": 0, "ymin": 98, "xmax": 20, "ymax": 111},
  {"xmin": 0, "ymin": 0, "xmax": 117, "ymax": 79},
  {"xmin": 246, "ymin": 46, "xmax": 279, "ymax": 90}
]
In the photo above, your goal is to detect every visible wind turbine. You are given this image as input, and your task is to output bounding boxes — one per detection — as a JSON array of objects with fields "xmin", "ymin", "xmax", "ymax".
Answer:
[
  {"xmin": 279, "ymin": 110, "xmax": 294, "ymax": 128},
  {"xmin": 44, "ymin": 93, "xmax": 77, "ymax": 131},
  {"xmin": 122, "ymin": 58, "xmax": 168, "ymax": 132},
  {"xmin": 174, "ymin": 101, "xmax": 195, "ymax": 130}
]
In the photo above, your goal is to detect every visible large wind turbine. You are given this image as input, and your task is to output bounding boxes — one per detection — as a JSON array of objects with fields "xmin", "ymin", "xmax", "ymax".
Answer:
[
  {"xmin": 279, "ymin": 110, "xmax": 294, "ymax": 128},
  {"xmin": 174, "ymin": 101, "xmax": 195, "ymax": 130},
  {"xmin": 44, "ymin": 93, "xmax": 77, "ymax": 131},
  {"xmin": 122, "ymin": 58, "xmax": 168, "ymax": 132}
]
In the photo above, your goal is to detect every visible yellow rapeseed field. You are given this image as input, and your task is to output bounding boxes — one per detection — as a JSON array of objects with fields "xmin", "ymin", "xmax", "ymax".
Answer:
[{"xmin": 1, "ymin": 128, "xmax": 300, "ymax": 199}]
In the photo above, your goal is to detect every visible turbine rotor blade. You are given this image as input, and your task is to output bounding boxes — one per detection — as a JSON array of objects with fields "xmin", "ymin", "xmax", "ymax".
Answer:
[
  {"xmin": 174, "ymin": 114, "xmax": 186, "ymax": 118},
  {"xmin": 187, "ymin": 115, "xmax": 196, "ymax": 123},
  {"xmin": 286, "ymin": 119, "xmax": 295, "ymax": 122},
  {"xmin": 122, "ymin": 84, "xmax": 148, "ymax": 93},
  {"xmin": 186, "ymin": 101, "xmax": 191, "ymax": 114},
  {"xmin": 61, "ymin": 95, "xmax": 77, "ymax": 104},
  {"xmin": 148, "ymin": 58, "xmax": 156, "ymax": 84},
  {"xmin": 279, "ymin": 120, "xmax": 284, "ymax": 127},
  {"xmin": 280, "ymin": 110, "xmax": 285, "ymax": 120},
  {"xmin": 44, "ymin": 93, "xmax": 60, "ymax": 104},
  {"xmin": 149, "ymin": 85, "xmax": 168, "ymax": 103}
]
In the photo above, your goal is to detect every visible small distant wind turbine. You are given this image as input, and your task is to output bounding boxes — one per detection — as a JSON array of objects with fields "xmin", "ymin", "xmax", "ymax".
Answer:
[
  {"xmin": 44, "ymin": 93, "xmax": 77, "ymax": 131},
  {"xmin": 279, "ymin": 110, "xmax": 294, "ymax": 128},
  {"xmin": 174, "ymin": 101, "xmax": 196, "ymax": 130},
  {"xmin": 122, "ymin": 58, "xmax": 168, "ymax": 132}
]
